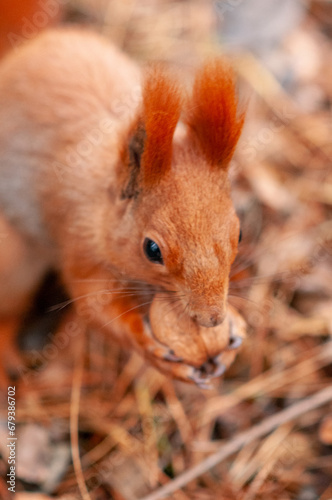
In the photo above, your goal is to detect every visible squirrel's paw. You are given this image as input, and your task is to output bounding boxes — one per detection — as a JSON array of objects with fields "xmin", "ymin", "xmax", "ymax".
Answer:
[
  {"xmin": 147, "ymin": 344, "xmax": 183, "ymax": 364},
  {"xmin": 149, "ymin": 358, "xmax": 225, "ymax": 389},
  {"xmin": 188, "ymin": 357, "xmax": 226, "ymax": 389},
  {"xmin": 139, "ymin": 322, "xmax": 222, "ymax": 388}
]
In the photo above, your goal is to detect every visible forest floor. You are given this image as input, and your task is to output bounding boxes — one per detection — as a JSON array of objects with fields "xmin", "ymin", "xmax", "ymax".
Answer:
[{"xmin": 0, "ymin": 1, "xmax": 332, "ymax": 499}]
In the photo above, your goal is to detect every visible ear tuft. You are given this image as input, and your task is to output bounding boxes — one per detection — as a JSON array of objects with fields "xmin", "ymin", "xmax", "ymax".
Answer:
[
  {"xmin": 187, "ymin": 59, "xmax": 244, "ymax": 168},
  {"xmin": 141, "ymin": 66, "xmax": 182, "ymax": 187}
]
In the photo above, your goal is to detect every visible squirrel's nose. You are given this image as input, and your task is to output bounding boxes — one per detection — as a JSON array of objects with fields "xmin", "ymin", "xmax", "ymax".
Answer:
[
  {"xmin": 192, "ymin": 309, "xmax": 226, "ymax": 328},
  {"xmin": 210, "ymin": 313, "xmax": 224, "ymax": 327}
]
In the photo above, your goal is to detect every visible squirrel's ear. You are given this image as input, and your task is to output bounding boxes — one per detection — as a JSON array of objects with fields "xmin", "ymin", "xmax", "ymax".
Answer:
[
  {"xmin": 122, "ymin": 67, "xmax": 182, "ymax": 197},
  {"xmin": 140, "ymin": 66, "xmax": 182, "ymax": 187},
  {"xmin": 186, "ymin": 59, "xmax": 245, "ymax": 168}
]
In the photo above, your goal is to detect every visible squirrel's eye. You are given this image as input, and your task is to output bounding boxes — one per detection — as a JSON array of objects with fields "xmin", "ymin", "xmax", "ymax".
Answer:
[
  {"xmin": 143, "ymin": 238, "xmax": 164, "ymax": 264},
  {"xmin": 238, "ymin": 229, "xmax": 242, "ymax": 243}
]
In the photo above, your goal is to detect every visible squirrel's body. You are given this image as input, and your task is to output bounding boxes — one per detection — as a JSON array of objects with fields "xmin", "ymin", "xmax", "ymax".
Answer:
[
  {"xmin": 0, "ymin": 29, "xmax": 139, "ymax": 252},
  {"xmin": 0, "ymin": 28, "xmax": 244, "ymax": 384},
  {"xmin": 0, "ymin": 29, "xmax": 140, "ymax": 314}
]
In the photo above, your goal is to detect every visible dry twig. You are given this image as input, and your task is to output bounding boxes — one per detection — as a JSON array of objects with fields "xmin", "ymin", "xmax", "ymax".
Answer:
[{"xmin": 139, "ymin": 386, "xmax": 332, "ymax": 500}]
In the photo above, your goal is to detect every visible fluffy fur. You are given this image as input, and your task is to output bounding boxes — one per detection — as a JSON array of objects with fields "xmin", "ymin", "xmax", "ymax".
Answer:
[
  {"xmin": 0, "ymin": 28, "xmax": 244, "ymax": 385},
  {"xmin": 187, "ymin": 59, "xmax": 244, "ymax": 167},
  {"xmin": 141, "ymin": 66, "xmax": 182, "ymax": 187}
]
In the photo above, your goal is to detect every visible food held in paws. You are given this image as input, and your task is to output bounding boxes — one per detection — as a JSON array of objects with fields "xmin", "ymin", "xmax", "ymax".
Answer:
[{"xmin": 149, "ymin": 294, "xmax": 246, "ymax": 377}]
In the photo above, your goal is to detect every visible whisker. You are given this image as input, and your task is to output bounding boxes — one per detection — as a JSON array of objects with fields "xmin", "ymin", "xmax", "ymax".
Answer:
[
  {"xmin": 49, "ymin": 289, "xmax": 153, "ymax": 312},
  {"xmin": 231, "ymin": 225, "xmax": 321, "ymax": 277},
  {"xmin": 180, "ymin": 302, "xmax": 195, "ymax": 334},
  {"xmin": 230, "ymin": 259, "xmax": 255, "ymax": 278},
  {"xmin": 70, "ymin": 278, "xmax": 148, "ymax": 284},
  {"xmin": 230, "ymin": 269, "xmax": 298, "ymax": 288},
  {"xmin": 152, "ymin": 292, "xmax": 186, "ymax": 301},
  {"xmin": 160, "ymin": 298, "xmax": 184, "ymax": 320},
  {"xmin": 230, "ymin": 275, "xmax": 279, "ymax": 288},
  {"xmin": 48, "ymin": 288, "xmax": 111, "ymax": 312},
  {"xmin": 49, "ymin": 281, "xmax": 186, "ymax": 314},
  {"xmin": 102, "ymin": 299, "xmax": 155, "ymax": 330},
  {"xmin": 228, "ymin": 293, "xmax": 262, "ymax": 308}
]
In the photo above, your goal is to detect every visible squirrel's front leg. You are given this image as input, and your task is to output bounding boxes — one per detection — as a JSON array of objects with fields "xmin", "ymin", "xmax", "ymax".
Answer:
[{"xmin": 65, "ymin": 270, "xmax": 209, "ymax": 385}]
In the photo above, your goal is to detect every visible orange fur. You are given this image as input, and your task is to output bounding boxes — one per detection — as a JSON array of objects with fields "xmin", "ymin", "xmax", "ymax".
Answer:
[
  {"xmin": 0, "ymin": 29, "xmax": 244, "ymax": 385},
  {"xmin": 186, "ymin": 59, "xmax": 244, "ymax": 167},
  {"xmin": 0, "ymin": 0, "xmax": 62, "ymax": 56},
  {"xmin": 141, "ymin": 66, "xmax": 182, "ymax": 187}
]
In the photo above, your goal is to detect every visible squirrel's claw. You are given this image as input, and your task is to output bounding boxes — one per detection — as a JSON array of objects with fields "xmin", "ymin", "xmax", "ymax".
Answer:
[
  {"xmin": 162, "ymin": 349, "xmax": 183, "ymax": 363},
  {"xmin": 211, "ymin": 360, "xmax": 226, "ymax": 377},
  {"xmin": 188, "ymin": 358, "xmax": 226, "ymax": 388},
  {"xmin": 145, "ymin": 341, "xmax": 183, "ymax": 364},
  {"xmin": 227, "ymin": 314, "xmax": 244, "ymax": 350},
  {"xmin": 228, "ymin": 333, "xmax": 243, "ymax": 350},
  {"xmin": 188, "ymin": 368, "xmax": 213, "ymax": 390}
]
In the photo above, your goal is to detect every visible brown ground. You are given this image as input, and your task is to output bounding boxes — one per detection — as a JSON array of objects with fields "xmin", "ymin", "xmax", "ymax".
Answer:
[{"xmin": 0, "ymin": 1, "xmax": 332, "ymax": 499}]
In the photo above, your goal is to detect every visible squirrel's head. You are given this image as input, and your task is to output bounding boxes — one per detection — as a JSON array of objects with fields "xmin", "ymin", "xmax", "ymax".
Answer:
[{"xmin": 115, "ymin": 60, "xmax": 244, "ymax": 328}]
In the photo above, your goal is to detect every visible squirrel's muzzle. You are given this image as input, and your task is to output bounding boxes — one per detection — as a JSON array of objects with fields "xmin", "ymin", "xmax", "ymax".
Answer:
[{"xmin": 191, "ymin": 305, "xmax": 227, "ymax": 328}]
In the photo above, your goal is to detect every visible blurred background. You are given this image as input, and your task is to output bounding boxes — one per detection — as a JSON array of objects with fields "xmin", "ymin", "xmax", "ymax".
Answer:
[{"xmin": 0, "ymin": 1, "xmax": 332, "ymax": 499}]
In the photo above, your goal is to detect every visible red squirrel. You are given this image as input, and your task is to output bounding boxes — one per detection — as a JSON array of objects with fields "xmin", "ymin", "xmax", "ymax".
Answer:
[{"xmin": 0, "ymin": 28, "xmax": 244, "ymax": 385}]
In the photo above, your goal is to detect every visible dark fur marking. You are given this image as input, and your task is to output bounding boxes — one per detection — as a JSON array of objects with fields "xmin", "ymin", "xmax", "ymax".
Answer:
[{"xmin": 121, "ymin": 124, "xmax": 146, "ymax": 200}]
